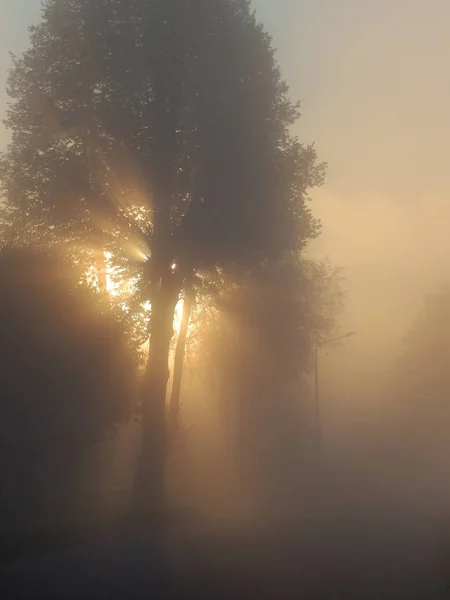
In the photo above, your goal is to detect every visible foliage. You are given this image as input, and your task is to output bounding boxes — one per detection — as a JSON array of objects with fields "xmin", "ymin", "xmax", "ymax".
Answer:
[
  {"xmin": 189, "ymin": 255, "xmax": 344, "ymax": 380},
  {"xmin": 397, "ymin": 293, "xmax": 450, "ymax": 405},
  {"xmin": 0, "ymin": 0, "xmax": 324, "ymax": 287},
  {"xmin": 179, "ymin": 253, "xmax": 343, "ymax": 515},
  {"xmin": 0, "ymin": 246, "xmax": 135, "ymax": 507},
  {"xmin": 0, "ymin": 0, "xmax": 329, "ymax": 505}
]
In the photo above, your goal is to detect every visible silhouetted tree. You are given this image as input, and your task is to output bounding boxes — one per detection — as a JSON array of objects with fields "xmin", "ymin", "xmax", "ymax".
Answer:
[
  {"xmin": 392, "ymin": 292, "xmax": 450, "ymax": 491},
  {"xmin": 0, "ymin": 247, "xmax": 135, "ymax": 519},
  {"xmin": 187, "ymin": 256, "xmax": 343, "ymax": 515},
  {"xmin": 0, "ymin": 0, "xmax": 324, "ymax": 511},
  {"xmin": 397, "ymin": 292, "xmax": 450, "ymax": 409}
]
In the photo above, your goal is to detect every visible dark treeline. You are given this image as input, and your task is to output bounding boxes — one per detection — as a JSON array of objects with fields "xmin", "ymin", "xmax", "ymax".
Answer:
[
  {"xmin": 0, "ymin": 0, "xmax": 343, "ymax": 546},
  {"xmin": 0, "ymin": 247, "xmax": 135, "ymax": 533},
  {"xmin": 392, "ymin": 292, "xmax": 450, "ymax": 500}
]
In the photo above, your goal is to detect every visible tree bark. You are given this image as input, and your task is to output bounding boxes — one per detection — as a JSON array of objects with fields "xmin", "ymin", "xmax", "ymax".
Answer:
[
  {"xmin": 136, "ymin": 279, "xmax": 179, "ymax": 517},
  {"xmin": 94, "ymin": 251, "xmax": 108, "ymax": 300},
  {"xmin": 168, "ymin": 287, "xmax": 194, "ymax": 443}
]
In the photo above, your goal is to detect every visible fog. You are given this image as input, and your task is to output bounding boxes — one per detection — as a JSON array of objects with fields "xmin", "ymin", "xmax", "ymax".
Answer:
[
  {"xmin": 2, "ymin": 4, "xmax": 450, "ymax": 365},
  {"xmin": 107, "ymin": 0, "xmax": 450, "ymax": 501},
  {"xmin": 1, "ymin": 0, "xmax": 450, "ymax": 597}
]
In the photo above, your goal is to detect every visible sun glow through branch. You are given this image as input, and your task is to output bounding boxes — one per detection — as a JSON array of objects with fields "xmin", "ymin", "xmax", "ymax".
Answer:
[{"xmin": 96, "ymin": 253, "xmax": 188, "ymax": 365}]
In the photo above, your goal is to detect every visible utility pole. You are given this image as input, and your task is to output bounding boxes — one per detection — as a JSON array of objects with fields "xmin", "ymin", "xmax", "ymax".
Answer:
[{"xmin": 314, "ymin": 344, "xmax": 321, "ymax": 453}]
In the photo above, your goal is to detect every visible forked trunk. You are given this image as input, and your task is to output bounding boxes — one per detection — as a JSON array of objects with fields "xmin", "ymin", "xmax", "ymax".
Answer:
[{"xmin": 169, "ymin": 287, "xmax": 194, "ymax": 443}]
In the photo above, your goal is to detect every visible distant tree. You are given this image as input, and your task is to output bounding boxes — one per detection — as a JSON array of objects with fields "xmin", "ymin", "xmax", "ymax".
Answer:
[
  {"xmin": 397, "ymin": 293, "xmax": 450, "ymax": 408},
  {"xmin": 0, "ymin": 247, "xmax": 135, "ymax": 517},
  {"xmin": 186, "ymin": 256, "xmax": 343, "ymax": 515},
  {"xmin": 0, "ymin": 0, "xmax": 324, "ymax": 510},
  {"xmin": 193, "ymin": 256, "xmax": 343, "ymax": 390},
  {"xmin": 392, "ymin": 292, "xmax": 450, "ymax": 490}
]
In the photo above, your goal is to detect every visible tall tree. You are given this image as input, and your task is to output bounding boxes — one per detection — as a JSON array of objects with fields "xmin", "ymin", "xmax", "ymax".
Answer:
[
  {"xmin": 187, "ymin": 256, "xmax": 343, "ymax": 515},
  {"xmin": 0, "ymin": 0, "xmax": 324, "ymax": 511},
  {"xmin": 393, "ymin": 292, "xmax": 450, "ymax": 490},
  {"xmin": 397, "ymin": 292, "xmax": 450, "ymax": 407}
]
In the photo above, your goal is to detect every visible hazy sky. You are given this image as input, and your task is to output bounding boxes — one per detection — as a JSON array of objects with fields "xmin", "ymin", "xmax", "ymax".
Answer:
[{"xmin": 1, "ymin": 0, "xmax": 449, "ymax": 371}]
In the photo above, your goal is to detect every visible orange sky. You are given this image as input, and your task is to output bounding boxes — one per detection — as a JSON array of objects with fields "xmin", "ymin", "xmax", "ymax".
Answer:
[{"xmin": 256, "ymin": 0, "xmax": 450, "ymax": 371}]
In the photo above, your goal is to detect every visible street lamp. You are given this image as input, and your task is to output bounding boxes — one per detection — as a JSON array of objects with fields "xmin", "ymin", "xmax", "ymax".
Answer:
[{"xmin": 314, "ymin": 331, "xmax": 357, "ymax": 452}]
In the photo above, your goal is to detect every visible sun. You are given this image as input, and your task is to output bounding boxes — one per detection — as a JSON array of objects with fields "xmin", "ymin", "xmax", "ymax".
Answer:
[
  {"xmin": 99, "ymin": 252, "xmax": 186, "ymax": 340},
  {"xmin": 173, "ymin": 298, "xmax": 184, "ymax": 335}
]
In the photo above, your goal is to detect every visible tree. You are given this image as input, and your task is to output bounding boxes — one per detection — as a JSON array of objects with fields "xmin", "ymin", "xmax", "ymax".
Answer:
[
  {"xmin": 0, "ymin": 0, "xmax": 324, "ymax": 511},
  {"xmin": 185, "ymin": 256, "xmax": 343, "ymax": 516},
  {"xmin": 0, "ymin": 246, "xmax": 135, "ymax": 518},
  {"xmin": 397, "ymin": 292, "xmax": 450, "ymax": 407},
  {"xmin": 393, "ymin": 292, "xmax": 450, "ymax": 490}
]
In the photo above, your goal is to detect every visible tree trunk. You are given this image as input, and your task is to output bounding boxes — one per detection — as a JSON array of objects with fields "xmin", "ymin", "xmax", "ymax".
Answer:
[
  {"xmin": 136, "ymin": 281, "xmax": 179, "ymax": 517},
  {"xmin": 169, "ymin": 288, "xmax": 194, "ymax": 443},
  {"xmin": 94, "ymin": 251, "xmax": 108, "ymax": 300}
]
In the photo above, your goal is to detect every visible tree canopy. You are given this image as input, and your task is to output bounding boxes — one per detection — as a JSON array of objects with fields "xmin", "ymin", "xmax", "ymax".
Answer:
[
  {"xmin": 0, "ymin": 0, "xmax": 324, "ymax": 274},
  {"xmin": 0, "ymin": 0, "xmax": 328, "ymax": 508}
]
